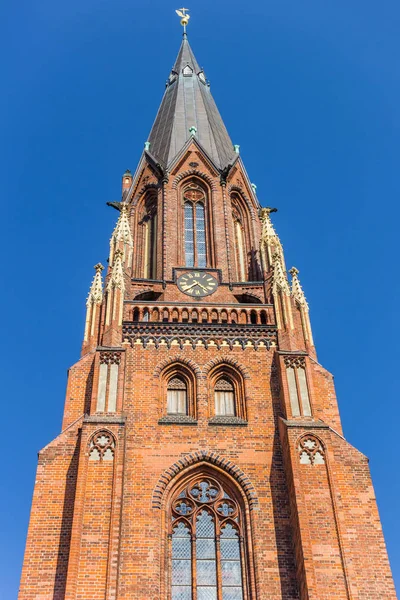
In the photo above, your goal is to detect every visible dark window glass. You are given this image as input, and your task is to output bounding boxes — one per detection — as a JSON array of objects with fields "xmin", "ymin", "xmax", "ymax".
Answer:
[
  {"xmin": 172, "ymin": 522, "xmax": 192, "ymax": 600},
  {"xmin": 184, "ymin": 195, "xmax": 207, "ymax": 268},
  {"xmin": 184, "ymin": 202, "xmax": 194, "ymax": 267},
  {"xmin": 196, "ymin": 202, "xmax": 207, "ymax": 268}
]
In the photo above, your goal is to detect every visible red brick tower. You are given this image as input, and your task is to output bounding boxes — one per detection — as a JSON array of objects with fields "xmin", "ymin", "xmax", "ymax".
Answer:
[{"xmin": 19, "ymin": 25, "xmax": 397, "ymax": 600}]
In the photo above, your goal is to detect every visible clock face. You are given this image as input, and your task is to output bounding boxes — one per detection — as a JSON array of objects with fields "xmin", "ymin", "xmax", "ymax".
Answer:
[{"xmin": 177, "ymin": 271, "xmax": 218, "ymax": 297}]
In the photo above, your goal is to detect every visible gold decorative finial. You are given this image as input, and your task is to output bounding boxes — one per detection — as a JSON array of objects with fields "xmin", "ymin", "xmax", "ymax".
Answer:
[{"xmin": 176, "ymin": 8, "xmax": 190, "ymax": 34}]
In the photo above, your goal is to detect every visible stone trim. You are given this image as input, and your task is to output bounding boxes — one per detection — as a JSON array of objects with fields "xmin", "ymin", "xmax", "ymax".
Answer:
[
  {"xmin": 281, "ymin": 418, "xmax": 329, "ymax": 429},
  {"xmin": 152, "ymin": 451, "xmax": 258, "ymax": 510},
  {"xmin": 97, "ymin": 346, "xmax": 126, "ymax": 351},
  {"xmin": 84, "ymin": 415, "xmax": 126, "ymax": 425}
]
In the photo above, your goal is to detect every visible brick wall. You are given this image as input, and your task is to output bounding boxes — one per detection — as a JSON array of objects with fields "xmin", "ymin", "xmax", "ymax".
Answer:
[{"xmin": 19, "ymin": 147, "xmax": 396, "ymax": 599}]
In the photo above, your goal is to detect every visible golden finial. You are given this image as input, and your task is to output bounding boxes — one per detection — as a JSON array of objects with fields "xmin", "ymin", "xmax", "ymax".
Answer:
[{"xmin": 176, "ymin": 8, "xmax": 190, "ymax": 34}]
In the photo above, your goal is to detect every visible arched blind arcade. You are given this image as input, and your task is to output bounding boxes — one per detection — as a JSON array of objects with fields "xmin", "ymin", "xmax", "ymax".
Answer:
[
  {"xmin": 171, "ymin": 476, "xmax": 246, "ymax": 600},
  {"xmin": 184, "ymin": 187, "xmax": 207, "ymax": 268}
]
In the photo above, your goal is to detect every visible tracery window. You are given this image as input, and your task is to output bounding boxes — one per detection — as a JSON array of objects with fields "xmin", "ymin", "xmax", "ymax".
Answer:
[
  {"xmin": 170, "ymin": 476, "xmax": 247, "ymax": 600},
  {"xmin": 167, "ymin": 377, "xmax": 188, "ymax": 415},
  {"xmin": 184, "ymin": 187, "xmax": 207, "ymax": 268},
  {"xmin": 214, "ymin": 378, "xmax": 235, "ymax": 416}
]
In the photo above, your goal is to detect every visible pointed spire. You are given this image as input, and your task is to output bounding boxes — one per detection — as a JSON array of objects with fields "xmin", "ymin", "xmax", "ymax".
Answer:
[
  {"xmin": 272, "ymin": 252, "xmax": 290, "ymax": 296},
  {"xmin": 148, "ymin": 37, "xmax": 237, "ymax": 170},
  {"xmin": 289, "ymin": 267, "xmax": 314, "ymax": 345},
  {"xmin": 107, "ymin": 249, "xmax": 125, "ymax": 292},
  {"xmin": 111, "ymin": 203, "xmax": 133, "ymax": 246},
  {"xmin": 260, "ymin": 207, "xmax": 279, "ymax": 242},
  {"xmin": 86, "ymin": 263, "xmax": 104, "ymax": 307},
  {"xmin": 109, "ymin": 203, "xmax": 133, "ymax": 266},
  {"xmin": 289, "ymin": 267, "xmax": 308, "ymax": 308},
  {"xmin": 83, "ymin": 263, "xmax": 104, "ymax": 345},
  {"xmin": 105, "ymin": 249, "xmax": 125, "ymax": 330},
  {"xmin": 260, "ymin": 207, "xmax": 286, "ymax": 273},
  {"xmin": 271, "ymin": 252, "xmax": 294, "ymax": 331}
]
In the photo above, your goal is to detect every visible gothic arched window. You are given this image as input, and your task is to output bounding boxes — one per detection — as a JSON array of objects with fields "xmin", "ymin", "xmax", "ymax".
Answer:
[
  {"xmin": 209, "ymin": 366, "xmax": 247, "ymax": 422},
  {"xmin": 184, "ymin": 187, "xmax": 207, "ymax": 268},
  {"xmin": 141, "ymin": 194, "xmax": 157, "ymax": 279},
  {"xmin": 161, "ymin": 365, "xmax": 197, "ymax": 420},
  {"xmin": 234, "ymin": 218, "xmax": 246, "ymax": 282},
  {"xmin": 214, "ymin": 377, "xmax": 235, "ymax": 416},
  {"xmin": 170, "ymin": 476, "xmax": 247, "ymax": 599},
  {"xmin": 167, "ymin": 377, "xmax": 188, "ymax": 415},
  {"xmin": 231, "ymin": 194, "xmax": 257, "ymax": 282}
]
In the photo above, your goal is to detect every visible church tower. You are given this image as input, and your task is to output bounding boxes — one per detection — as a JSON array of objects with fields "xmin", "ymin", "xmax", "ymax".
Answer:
[{"xmin": 19, "ymin": 15, "xmax": 396, "ymax": 600}]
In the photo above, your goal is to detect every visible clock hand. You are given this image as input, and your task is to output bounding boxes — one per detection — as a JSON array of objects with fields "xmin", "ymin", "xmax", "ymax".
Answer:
[
  {"xmin": 181, "ymin": 281, "xmax": 198, "ymax": 291},
  {"xmin": 197, "ymin": 282, "xmax": 210, "ymax": 292}
]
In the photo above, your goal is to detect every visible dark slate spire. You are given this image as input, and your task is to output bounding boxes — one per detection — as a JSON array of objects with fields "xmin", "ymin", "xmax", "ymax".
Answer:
[{"xmin": 148, "ymin": 36, "xmax": 237, "ymax": 171}]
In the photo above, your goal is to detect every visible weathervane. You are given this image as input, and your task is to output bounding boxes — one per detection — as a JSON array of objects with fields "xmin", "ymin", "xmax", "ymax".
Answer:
[{"xmin": 176, "ymin": 8, "xmax": 190, "ymax": 34}]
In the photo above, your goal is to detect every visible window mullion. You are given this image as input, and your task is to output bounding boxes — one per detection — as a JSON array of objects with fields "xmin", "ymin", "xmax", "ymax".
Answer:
[
  {"xmin": 239, "ymin": 535, "xmax": 249, "ymax": 600},
  {"xmin": 191, "ymin": 533, "xmax": 197, "ymax": 600},
  {"xmin": 167, "ymin": 533, "xmax": 173, "ymax": 600},
  {"xmin": 215, "ymin": 532, "xmax": 223, "ymax": 600}
]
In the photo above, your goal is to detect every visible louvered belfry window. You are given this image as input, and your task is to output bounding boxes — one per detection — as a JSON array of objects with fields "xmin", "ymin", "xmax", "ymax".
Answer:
[
  {"xmin": 184, "ymin": 187, "xmax": 207, "ymax": 268},
  {"xmin": 214, "ymin": 378, "xmax": 235, "ymax": 416},
  {"xmin": 171, "ymin": 476, "xmax": 246, "ymax": 600},
  {"xmin": 167, "ymin": 377, "xmax": 188, "ymax": 415}
]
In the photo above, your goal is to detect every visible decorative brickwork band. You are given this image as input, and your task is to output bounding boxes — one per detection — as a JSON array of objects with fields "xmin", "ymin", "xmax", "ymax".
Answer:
[
  {"xmin": 172, "ymin": 169, "xmax": 217, "ymax": 191},
  {"xmin": 89, "ymin": 431, "xmax": 116, "ymax": 462},
  {"xmin": 123, "ymin": 322, "xmax": 276, "ymax": 351},
  {"xmin": 203, "ymin": 357, "xmax": 250, "ymax": 379},
  {"xmin": 298, "ymin": 435, "xmax": 325, "ymax": 465},
  {"xmin": 100, "ymin": 352, "xmax": 122, "ymax": 365},
  {"xmin": 152, "ymin": 451, "xmax": 258, "ymax": 510},
  {"xmin": 154, "ymin": 356, "xmax": 201, "ymax": 378}
]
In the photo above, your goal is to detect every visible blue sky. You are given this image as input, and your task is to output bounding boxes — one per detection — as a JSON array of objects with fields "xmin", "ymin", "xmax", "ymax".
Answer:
[{"xmin": 1, "ymin": 0, "xmax": 399, "ymax": 596}]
